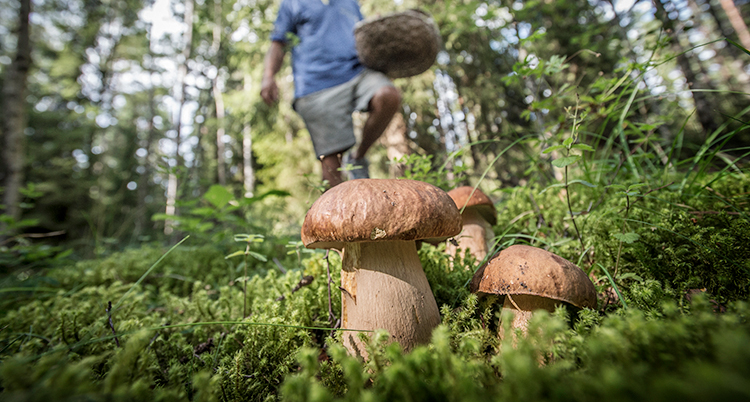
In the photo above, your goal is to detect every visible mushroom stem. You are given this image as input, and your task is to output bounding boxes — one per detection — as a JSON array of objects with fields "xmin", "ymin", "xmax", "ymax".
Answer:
[
  {"xmin": 498, "ymin": 294, "xmax": 560, "ymax": 339},
  {"xmin": 340, "ymin": 240, "xmax": 441, "ymax": 359},
  {"xmin": 446, "ymin": 208, "xmax": 494, "ymax": 266}
]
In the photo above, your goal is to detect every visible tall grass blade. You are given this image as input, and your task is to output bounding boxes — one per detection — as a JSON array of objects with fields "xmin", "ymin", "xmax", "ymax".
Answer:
[
  {"xmin": 725, "ymin": 38, "xmax": 750, "ymax": 57},
  {"xmin": 598, "ymin": 263, "xmax": 628, "ymax": 309},
  {"xmin": 113, "ymin": 235, "xmax": 190, "ymax": 310},
  {"xmin": 678, "ymin": 105, "xmax": 750, "ymax": 195}
]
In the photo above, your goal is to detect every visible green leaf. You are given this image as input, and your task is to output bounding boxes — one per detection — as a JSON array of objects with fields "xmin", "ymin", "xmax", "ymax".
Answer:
[
  {"xmin": 571, "ymin": 143, "xmax": 595, "ymax": 152},
  {"xmin": 552, "ymin": 156, "xmax": 580, "ymax": 168},
  {"xmin": 225, "ymin": 250, "xmax": 246, "ymax": 259},
  {"xmin": 191, "ymin": 207, "xmax": 217, "ymax": 217},
  {"xmin": 542, "ymin": 144, "xmax": 566, "ymax": 154},
  {"xmin": 247, "ymin": 251, "xmax": 268, "ymax": 262},
  {"xmin": 538, "ymin": 183, "xmax": 566, "ymax": 194},
  {"xmin": 241, "ymin": 189, "xmax": 291, "ymax": 206},
  {"xmin": 204, "ymin": 185, "xmax": 234, "ymax": 209},
  {"xmin": 568, "ymin": 179, "xmax": 596, "ymax": 188},
  {"xmin": 617, "ymin": 272, "xmax": 644, "ymax": 282},
  {"xmin": 613, "ymin": 232, "xmax": 640, "ymax": 244},
  {"xmin": 151, "ymin": 213, "xmax": 171, "ymax": 221},
  {"xmin": 563, "ymin": 137, "xmax": 574, "ymax": 147},
  {"xmin": 234, "ymin": 234, "xmax": 265, "ymax": 243}
]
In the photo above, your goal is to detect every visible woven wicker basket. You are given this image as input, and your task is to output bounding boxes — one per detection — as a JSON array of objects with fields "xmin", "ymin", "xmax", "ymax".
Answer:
[{"xmin": 354, "ymin": 10, "xmax": 441, "ymax": 79}]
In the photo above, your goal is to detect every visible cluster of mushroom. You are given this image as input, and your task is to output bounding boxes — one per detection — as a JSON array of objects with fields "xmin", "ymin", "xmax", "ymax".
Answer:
[{"xmin": 301, "ymin": 179, "xmax": 597, "ymax": 357}]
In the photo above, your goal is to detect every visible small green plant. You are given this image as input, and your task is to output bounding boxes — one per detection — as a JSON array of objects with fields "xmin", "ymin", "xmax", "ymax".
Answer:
[
  {"xmin": 226, "ymin": 233, "xmax": 267, "ymax": 318},
  {"xmin": 540, "ymin": 96, "xmax": 596, "ymax": 255},
  {"xmin": 608, "ymin": 182, "xmax": 647, "ymax": 278},
  {"xmin": 286, "ymin": 240, "xmax": 316, "ymax": 268}
]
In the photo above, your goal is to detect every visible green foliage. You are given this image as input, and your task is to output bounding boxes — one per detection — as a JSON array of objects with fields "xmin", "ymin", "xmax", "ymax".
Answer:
[
  {"xmin": 0, "ymin": 245, "xmax": 342, "ymax": 400},
  {"xmin": 152, "ymin": 185, "xmax": 290, "ymax": 246},
  {"xmin": 495, "ymin": 171, "xmax": 750, "ymax": 307},
  {"xmin": 397, "ymin": 152, "xmax": 469, "ymax": 190},
  {"xmin": 4, "ymin": 219, "xmax": 750, "ymax": 400},
  {"xmin": 420, "ymin": 243, "xmax": 474, "ymax": 310},
  {"xmin": 281, "ymin": 296, "xmax": 750, "ymax": 402}
]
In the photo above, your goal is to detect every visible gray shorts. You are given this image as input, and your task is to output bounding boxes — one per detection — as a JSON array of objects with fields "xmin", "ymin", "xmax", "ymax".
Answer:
[{"xmin": 294, "ymin": 69, "xmax": 394, "ymax": 158}]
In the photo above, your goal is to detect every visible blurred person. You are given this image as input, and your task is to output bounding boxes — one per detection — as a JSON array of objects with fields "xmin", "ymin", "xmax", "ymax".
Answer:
[{"xmin": 260, "ymin": 0, "xmax": 400, "ymax": 188}]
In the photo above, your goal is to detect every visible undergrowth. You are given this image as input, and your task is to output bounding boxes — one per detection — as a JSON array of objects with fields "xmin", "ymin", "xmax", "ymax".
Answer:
[{"xmin": 494, "ymin": 172, "xmax": 750, "ymax": 308}]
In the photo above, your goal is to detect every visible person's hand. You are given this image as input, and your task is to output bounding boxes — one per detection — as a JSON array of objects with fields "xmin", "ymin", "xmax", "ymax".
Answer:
[{"xmin": 260, "ymin": 76, "xmax": 279, "ymax": 105}]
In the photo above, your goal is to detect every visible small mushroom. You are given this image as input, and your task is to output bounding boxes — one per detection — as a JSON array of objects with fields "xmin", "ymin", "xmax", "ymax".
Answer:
[
  {"xmin": 469, "ymin": 245, "xmax": 596, "ymax": 338},
  {"xmin": 302, "ymin": 179, "xmax": 462, "ymax": 359},
  {"xmin": 446, "ymin": 186, "xmax": 497, "ymax": 265}
]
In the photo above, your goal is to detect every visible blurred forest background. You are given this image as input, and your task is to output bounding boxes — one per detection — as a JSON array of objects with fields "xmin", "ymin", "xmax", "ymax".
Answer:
[{"xmin": 1, "ymin": 0, "xmax": 749, "ymax": 258}]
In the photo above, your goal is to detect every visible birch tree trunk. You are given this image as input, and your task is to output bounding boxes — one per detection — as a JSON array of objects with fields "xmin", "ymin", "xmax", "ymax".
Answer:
[
  {"xmin": 165, "ymin": 0, "xmax": 194, "ymax": 235},
  {"xmin": 212, "ymin": 0, "xmax": 227, "ymax": 185},
  {"xmin": 241, "ymin": 74, "xmax": 255, "ymax": 196},
  {"xmin": 214, "ymin": 79, "xmax": 227, "ymax": 185},
  {"xmin": 718, "ymin": 0, "xmax": 750, "ymax": 50},
  {"xmin": 1, "ymin": 0, "xmax": 32, "ymax": 232}
]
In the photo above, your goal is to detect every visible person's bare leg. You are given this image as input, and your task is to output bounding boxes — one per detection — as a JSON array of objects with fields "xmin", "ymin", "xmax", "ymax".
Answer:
[
  {"xmin": 352, "ymin": 86, "xmax": 401, "ymax": 160},
  {"xmin": 320, "ymin": 154, "xmax": 343, "ymax": 188}
]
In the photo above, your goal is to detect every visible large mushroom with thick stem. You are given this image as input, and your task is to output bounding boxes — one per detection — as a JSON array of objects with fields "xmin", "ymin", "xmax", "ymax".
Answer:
[
  {"xmin": 470, "ymin": 245, "xmax": 596, "ymax": 339},
  {"xmin": 446, "ymin": 186, "xmax": 497, "ymax": 265},
  {"xmin": 302, "ymin": 179, "xmax": 461, "ymax": 359}
]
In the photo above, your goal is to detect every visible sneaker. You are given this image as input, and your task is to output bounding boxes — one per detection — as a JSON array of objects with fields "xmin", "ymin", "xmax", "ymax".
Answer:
[{"xmin": 341, "ymin": 152, "xmax": 370, "ymax": 180}]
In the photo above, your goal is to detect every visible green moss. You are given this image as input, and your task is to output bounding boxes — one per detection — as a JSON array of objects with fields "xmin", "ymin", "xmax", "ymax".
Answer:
[{"xmin": 281, "ymin": 298, "xmax": 750, "ymax": 402}]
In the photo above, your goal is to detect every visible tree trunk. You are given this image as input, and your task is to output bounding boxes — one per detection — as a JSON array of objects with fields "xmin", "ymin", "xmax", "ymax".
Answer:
[
  {"xmin": 135, "ymin": 24, "xmax": 159, "ymax": 239},
  {"xmin": 1, "ymin": 0, "xmax": 32, "ymax": 232},
  {"xmin": 652, "ymin": 0, "xmax": 721, "ymax": 135},
  {"xmin": 212, "ymin": 0, "xmax": 226, "ymax": 185},
  {"xmin": 378, "ymin": 113, "xmax": 411, "ymax": 178},
  {"xmin": 213, "ymin": 78, "xmax": 227, "ymax": 185},
  {"xmin": 718, "ymin": 0, "xmax": 750, "ymax": 50},
  {"xmin": 242, "ymin": 74, "xmax": 255, "ymax": 196},
  {"xmin": 165, "ymin": 0, "xmax": 194, "ymax": 235},
  {"xmin": 243, "ymin": 124, "xmax": 255, "ymax": 197}
]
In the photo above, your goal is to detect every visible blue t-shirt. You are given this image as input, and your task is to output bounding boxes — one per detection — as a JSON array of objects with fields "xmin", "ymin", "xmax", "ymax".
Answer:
[{"xmin": 270, "ymin": 0, "xmax": 365, "ymax": 99}]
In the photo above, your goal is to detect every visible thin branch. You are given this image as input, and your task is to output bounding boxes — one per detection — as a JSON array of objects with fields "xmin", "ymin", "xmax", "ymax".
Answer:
[
  {"xmin": 272, "ymin": 257, "xmax": 287, "ymax": 274},
  {"xmin": 325, "ymin": 250, "xmax": 337, "ymax": 327},
  {"xmin": 106, "ymin": 301, "xmax": 120, "ymax": 347}
]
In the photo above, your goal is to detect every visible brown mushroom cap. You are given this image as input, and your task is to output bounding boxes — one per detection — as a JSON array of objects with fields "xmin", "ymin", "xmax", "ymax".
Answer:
[
  {"xmin": 447, "ymin": 186, "xmax": 497, "ymax": 226},
  {"xmin": 302, "ymin": 179, "xmax": 462, "ymax": 249},
  {"xmin": 469, "ymin": 245, "xmax": 597, "ymax": 309}
]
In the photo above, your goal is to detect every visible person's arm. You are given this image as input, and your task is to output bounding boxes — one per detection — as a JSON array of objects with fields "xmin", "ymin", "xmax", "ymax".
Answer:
[{"xmin": 260, "ymin": 40, "xmax": 286, "ymax": 105}]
